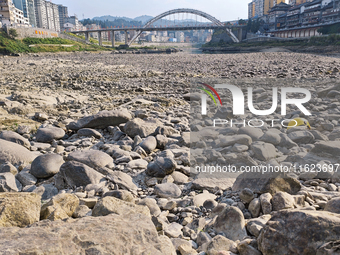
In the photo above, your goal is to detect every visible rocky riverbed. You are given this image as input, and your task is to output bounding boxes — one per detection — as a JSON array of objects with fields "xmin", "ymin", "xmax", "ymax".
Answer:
[{"xmin": 0, "ymin": 51, "xmax": 340, "ymax": 254}]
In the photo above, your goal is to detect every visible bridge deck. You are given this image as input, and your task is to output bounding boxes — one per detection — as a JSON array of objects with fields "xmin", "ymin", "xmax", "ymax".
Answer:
[{"xmin": 71, "ymin": 25, "xmax": 246, "ymax": 34}]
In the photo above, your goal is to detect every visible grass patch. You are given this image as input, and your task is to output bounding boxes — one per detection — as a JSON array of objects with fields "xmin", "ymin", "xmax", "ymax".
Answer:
[
  {"xmin": 203, "ymin": 34, "xmax": 340, "ymax": 48},
  {"xmin": 0, "ymin": 29, "xmax": 110, "ymax": 54}
]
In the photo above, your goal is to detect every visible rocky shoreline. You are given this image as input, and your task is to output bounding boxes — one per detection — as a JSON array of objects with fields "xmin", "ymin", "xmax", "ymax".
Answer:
[
  {"xmin": 201, "ymin": 45, "xmax": 340, "ymax": 55},
  {"xmin": 0, "ymin": 51, "xmax": 340, "ymax": 254}
]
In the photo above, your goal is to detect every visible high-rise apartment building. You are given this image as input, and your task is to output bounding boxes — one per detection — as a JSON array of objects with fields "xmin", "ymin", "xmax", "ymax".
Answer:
[
  {"xmin": 34, "ymin": 0, "xmax": 60, "ymax": 31},
  {"xmin": 13, "ymin": 0, "xmax": 36, "ymax": 27},
  {"xmin": 58, "ymin": 4, "xmax": 67, "ymax": 29},
  {"xmin": 34, "ymin": 0, "xmax": 47, "ymax": 28},
  {"xmin": 249, "ymin": 0, "xmax": 287, "ymax": 18},
  {"xmin": 26, "ymin": 0, "xmax": 36, "ymax": 27},
  {"xmin": 0, "ymin": 0, "xmax": 29, "ymax": 25}
]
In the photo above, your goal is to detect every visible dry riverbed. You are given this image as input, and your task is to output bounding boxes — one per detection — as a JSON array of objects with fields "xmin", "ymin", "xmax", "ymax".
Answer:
[{"xmin": 0, "ymin": 51, "xmax": 339, "ymax": 254}]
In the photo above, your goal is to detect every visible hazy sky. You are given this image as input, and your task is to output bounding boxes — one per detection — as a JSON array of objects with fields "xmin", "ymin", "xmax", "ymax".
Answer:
[{"xmin": 53, "ymin": 0, "xmax": 256, "ymax": 21}]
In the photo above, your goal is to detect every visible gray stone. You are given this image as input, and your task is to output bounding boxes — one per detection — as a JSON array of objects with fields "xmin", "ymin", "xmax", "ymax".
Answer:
[
  {"xmin": 138, "ymin": 198, "xmax": 161, "ymax": 217},
  {"xmin": 246, "ymin": 215, "xmax": 272, "ymax": 237},
  {"xmin": 146, "ymin": 157, "xmax": 177, "ymax": 178},
  {"xmin": 0, "ymin": 213, "xmax": 173, "ymax": 255},
  {"xmin": 238, "ymin": 239, "xmax": 262, "ymax": 255},
  {"xmin": 328, "ymin": 128, "xmax": 340, "ymax": 141},
  {"xmin": 0, "ymin": 162, "xmax": 18, "ymax": 175},
  {"xmin": 77, "ymin": 128, "xmax": 102, "ymax": 139},
  {"xmin": 287, "ymin": 131, "xmax": 315, "ymax": 144},
  {"xmin": 30, "ymin": 184, "xmax": 58, "ymax": 200},
  {"xmin": 193, "ymin": 190, "xmax": 217, "ymax": 207},
  {"xmin": 0, "ymin": 192, "xmax": 40, "ymax": 227},
  {"xmin": 127, "ymin": 159, "xmax": 148, "ymax": 169},
  {"xmin": 258, "ymin": 210, "xmax": 340, "ymax": 255},
  {"xmin": 239, "ymin": 188, "xmax": 254, "ymax": 203},
  {"xmin": 154, "ymin": 183, "xmax": 182, "ymax": 198},
  {"xmin": 67, "ymin": 150, "xmax": 114, "ymax": 170},
  {"xmin": 238, "ymin": 127, "xmax": 264, "ymax": 141},
  {"xmin": 124, "ymin": 118, "xmax": 162, "ymax": 138},
  {"xmin": 55, "ymin": 161, "xmax": 105, "ymax": 189},
  {"xmin": 72, "ymin": 205, "xmax": 92, "ymax": 218},
  {"xmin": 0, "ymin": 130, "xmax": 30, "ymax": 148},
  {"xmin": 259, "ymin": 193, "xmax": 272, "ymax": 214},
  {"xmin": 16, "ymin": 171, "xmax": 37, "ymax": 186},
  {"xmin": 219, "ymin": 135, "xmax": 252, "ymax": 147},
  {"xmin": 232, "ymin": 172, "xmax": 301, "ymax": 195},
  {"xmin": 250, "ymin": 142, "xmax": 276, "ymax": 161},
  {"xmin": 164, "ymin": 222, "xmax": 183, "ymax": 238},
  {"xmin": 213, "ymin": 206, "xmax": 247, "ymax": 241},
  {"xmin": 0, "ymin": 173, "xmax": 22, "ymax": 192},
  {"xmin": 278, "ymin": 133, "xmax": 297, "ymax": 149},
  {"xmin": 103, "ymin": 190, "xmax": 134, "ymax": 202},
  {"xmin": 36, "ymin": 127, "xmax": 65, "ymax": 143},
  {"xmin": 92, "ymin": 196, "xmax": 150, "ymax": 217},
  {"xmin": 68, "ymin": 108, "xmax": 132, "ymax": 130},
  {"xmin": 106, "ymin": 171, "xmax": 138, "ymax": 195},
  {"xmin": 207, "ymin": 235, "xmax": 238, "ymax": 255},
  {"xmin": 171, "ymin": 171, "xmax": 189, "ymax": 184},
  {"xmin": 260, "ymin": 131, "xmax": 281, "ymax": 145},
  {"xmin": 249, "ymin": 198, "xmax": 261, "ymax": 218},
  {"xmin": 0, "ymin": 139, "xmax": 36, "ymax": 166},
  {"xmin": 324, "ymin": 197, "xmax": 340, "ymax": 214},
  {"xmin": 272, "ymin": 192, "xmax": 295, "ymax": 211},
  {"xmin": 30, "ymin": 154, "xmax": 64, "ymax": 178},
  {"xmin": 311, "ymin": 141, "xmax": 340, "ymax": 160},
  {"xmin": 140, "ymin": 136, "xmax": 157, "ymax": 153},
  {"xmin": 156, "ymin": 134, "xmax": 168, "ymax": 149}
]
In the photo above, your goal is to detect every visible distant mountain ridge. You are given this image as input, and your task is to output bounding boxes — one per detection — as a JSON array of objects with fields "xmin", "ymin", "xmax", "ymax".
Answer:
[{"xmin": 92, "ymin": 15, "xmax": 153, "ymax": 24}]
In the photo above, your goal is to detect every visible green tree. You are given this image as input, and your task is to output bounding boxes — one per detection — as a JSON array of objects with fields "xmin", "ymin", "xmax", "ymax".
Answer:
[
  {"xmin": 239, "ymin": 19, "xmax": 247, "ymax": 25},
  {"xmin": 8, "ymin": 28, "xmax": 18, "ymax": 39}
]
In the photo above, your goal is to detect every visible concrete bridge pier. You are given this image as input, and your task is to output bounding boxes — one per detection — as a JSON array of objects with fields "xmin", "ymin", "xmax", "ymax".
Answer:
[
  {"xmin": 98, "ymin": 31, "xmax": 102, "ymax": 46},
  {"xmin": 111, "ymin": 31, "xmax": 115, "ymax": 48},
  {"xmin": 85, "ymin": 32, "xmax": 89, "ymax": 44},
  {"xmin": 124, "ymin": 30, "xmax": 128, "ymax": 46},
  {"xmin": 237, "ymin": 28, "xmax": 243, "ymax": 42}
]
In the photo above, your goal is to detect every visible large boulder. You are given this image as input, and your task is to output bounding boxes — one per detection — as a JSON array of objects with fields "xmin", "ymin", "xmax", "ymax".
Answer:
[
  {"xmin": 146, "ymin": 157, "xmax": 177, "ymax": 178},
  {"xmin": 213, "ymin": 206, "xmax": 247, "ymax": 241},
  {"xmin": 40, "ymin": 193, "xmax": 79, "ymax": 221},
  {"xmin": 36, "ymin": 127, "xmax": 65, "ymax": 143},
  {"xmin": 232, "ymin": 172, "xmax": 301, "ymax": 195},
  {"xmin": 68, "ymin": 109, "xmax": 132, "ymax": 130},
  {"xmin": 0, "ymin": 173, "xmax": 22, "ymax": 192},
  {"xmin": 258, "ymin": 210, "xmax": 340, "ymax": 255},
  {"xmin": 0, "ymin": 130, "xmax": 30, "ymax": 148},
  {"xmin": 92, "ymin": 196, "xmax": 150, "ymax": 217},
  {"xmin": 324, "ymin": 197, "xmax": 340, "ymax": 214},
  {"xmin": 0, "ymin": 214, "xmax": 174, "ymax": 255},
  {"xmin": 0, "ymin": 192, "xmax": 41, "ymax": 227},
  {"xmin": 311, "ymin": 141, "xmax": 340, "ymax": 160},
  {"xmin": 67, "ymin": 150, "xmax": 114, "ymax": 170},
  {"xmin": 30, "ymin": 154, "xmax": 64, "ymax": 179},
  {"xmin": 54, "ymin": 161, "xmax": 105, "ymax": 189},
  {"xmin": 0, "ymin": 139, "xmax": 36, "ymax": 166},
  {"xmin": 124, "ymin": 118, "xmax": 163, "ymax": 138},
  {"xmin": 106, "ymin": 171, "xmax": 138, "ymax": 195}
]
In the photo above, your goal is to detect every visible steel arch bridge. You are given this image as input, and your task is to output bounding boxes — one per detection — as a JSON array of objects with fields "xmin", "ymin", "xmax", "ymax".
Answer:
[{"xmin": 128, "ymin": 8, "xmax": 239, "ymax": 45}]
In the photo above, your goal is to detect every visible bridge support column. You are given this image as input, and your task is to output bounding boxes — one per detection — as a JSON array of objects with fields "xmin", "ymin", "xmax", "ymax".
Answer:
[
  {"xmin": 85, "ymin": 32, "xmax": 89, "ymax": 44},
  {"xmin": 98, "ymin": 31, "xmax": 102, "ymax": 46},
  {"xmin": 237, "ymin": 28, "xmax": 243, "ymax": 42},
  {"xmin": 125, "ymin": 30, "xmax": 128, "ymax": 45},
  {"xmin": 111, "ymin": 31, "xmax": 115, "ymax": 47}
]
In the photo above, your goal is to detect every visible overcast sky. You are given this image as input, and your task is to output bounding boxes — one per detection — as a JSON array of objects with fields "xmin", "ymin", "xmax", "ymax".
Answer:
[{"xmin": 53, "ymin": 0, "xmax": 259, "ymax": 21}]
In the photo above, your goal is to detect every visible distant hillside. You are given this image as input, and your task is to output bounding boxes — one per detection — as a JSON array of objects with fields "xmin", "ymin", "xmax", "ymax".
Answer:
[
  {"xmin": 92, "ymin": 15, "xmax": 133, "ymax": 22},
  {"xmin": 133, "ymin": 15, "xmax": 153, "ymax": 24}
]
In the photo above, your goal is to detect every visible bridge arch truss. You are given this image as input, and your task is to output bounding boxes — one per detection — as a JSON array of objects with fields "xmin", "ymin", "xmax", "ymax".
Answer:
[{"xmin": 129, "ymin": 8, "xmax": 239, "ymax": 45}]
